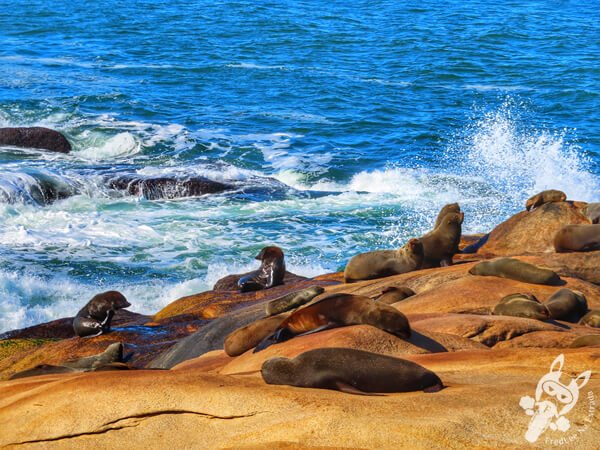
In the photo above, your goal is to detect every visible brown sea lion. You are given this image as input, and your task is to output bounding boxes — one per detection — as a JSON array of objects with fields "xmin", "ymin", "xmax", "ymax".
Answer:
[
  {"xmin": 493, "ymin": 293, "xmax": 550, "ymax": 320},
  {"xmin": 0, "ymin": 126, "xmax": 71, "ymax": 153},
  {"xmin": 579, "ymin": 310, "xmax": 600, "ymax": 328},
  {"xmin": 238, "ymin": 246, "xmax": 286, "ymax": 292},
  {"xmin": 373, "ymin": 286, "xmax": 416, "ymax": 305},
  {"xmin": 583, "ymin": 203, "xmax": 600, "ymax": 224},
  {"xmin": 72, "ymin": 291, "xmax": 131, "ymax": 338},
  {"xmin": 261, "ymin": 348, "xmax": 443, "ymax": 394},
  {"xmin": 265, "ymin": 285, "xmax": 325, "ymax": 316},
  {"xmin": 344, "ymin": 238, "xmax": 423, "ymax": 283},
  {"xmin": 553, "ymin": 224, "xmax": 600, "ymax": 253},
  {"xmin": 224, "ymin": 312, "xmax": 291, "ymax": 356},
  {"xmin": 468, "ymin": 258, "xmax": 561, "ymax": 285},
  {"xmin": 255, "ymin": 293, "xmax": 411, "ymax": 352},
  {"xmin": 543, "ymin": 289, "xmax": 588, "ymax": 322},
  {"xmin": 569, "ymin": 335, "xmax": 600, "ymax": 348},
  {"xmin": 525, "ymin": 189, "xmax": 567, "ymax": 211},
  {"xmin": 434, "ymin": 203, "xmax": 461, "ymax": 229},
  {"xmin": 420, "ymin": 212, "xmax": 464, "ymax": 268}
]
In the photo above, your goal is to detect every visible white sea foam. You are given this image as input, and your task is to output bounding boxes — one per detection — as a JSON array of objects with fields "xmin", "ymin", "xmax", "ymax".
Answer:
[{"xmin": 74, "ymin": 132, "xmax": 141, "ymax": 160}]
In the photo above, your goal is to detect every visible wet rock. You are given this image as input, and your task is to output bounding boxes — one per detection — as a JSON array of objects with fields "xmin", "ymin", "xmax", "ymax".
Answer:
[
  {"xmin": 0, "ymin": 127, "xmax": 71, "ymax": 153},
  {"xmin": 107, "ymin": 175, "xmax": 232, "ymax": 200}
]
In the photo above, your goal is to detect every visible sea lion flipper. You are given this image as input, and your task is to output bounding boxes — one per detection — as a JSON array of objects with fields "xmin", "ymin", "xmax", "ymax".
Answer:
[
  {"xmin": 333, "ymin": 381, "xmax": 383, "ymax": 396},
  {"xmin": 254, "ymin": 328, "xmax": 295, "ymax": 353}
]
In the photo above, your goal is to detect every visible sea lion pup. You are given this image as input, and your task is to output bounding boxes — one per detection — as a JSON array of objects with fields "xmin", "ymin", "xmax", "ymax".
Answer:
[
  {"xmin": 261, "ymin": 348, "xmax": 443, "ymax": 394},
  {"xmin": 255, "ymin": 293, "xmax": 411, "ymax": 352},
  {"xmin": 238, "ymin": 246, "xmax": 286, "ymax": 292},
  {"xmin": 525, "ymin": 189, "xmax": 567, "ymax": 211},
  {"xmin": 434, "ymin": 203, "xmax": 461, "ymax": 229},
  {"xmin": 265, "ymin": 285, "xmax": 325, "ymax": 316},
  {"xmin": 344, "ymin": 238, "xmax": 423, "ymax": 283},
  {"xmin": 543, "ymin": 289, "xmax": 588, "ymax": 322},
  {"xmin": 569, "ymin": 335, "xmax": 600, "ymax": 348},
  {"xmin": 224, "ymin": 312, "xmax": 292, "ymax": 356},
  {"xmin": 73, "ymin": 291, "xmax": 131, "ymax": 338},
  {"xmin": 553, "ymin": 224, "xmax": 600, "ymax": 253},
  {"xmin": 493, "ymin": 293, "xmax": 550, "ymax": 320},
  {"xmin": 468, "ymin": 258, "xmax": 561, "ymax": 285},
  {"xmin": 373, "ymin": 286, "xmax": 416, "ymax": 305},
  {"xmin": 583, "ymin": 203, "xmax": 600, "ymax": 224},
  {"xmin": 420, "ymin": 212, "xmax": 464, "ymax": 268},
  {"xmin": 579, "ymin": 310, "xmax": 600, "ymax": 328}
]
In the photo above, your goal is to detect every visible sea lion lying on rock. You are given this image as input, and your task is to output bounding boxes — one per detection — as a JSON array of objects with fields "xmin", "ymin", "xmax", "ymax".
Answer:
[
  {"xmin": 264, "ymin": 286, "xmax": 325, "ymax": 316},
  {"xmin": 255, "ymin": 293, "xmax": 411, "ymax": 352},
  {"xmin": 542, "ymin": 288, "xmax": 588, "ymax": 322},
  {"xmin": 0, "ymin": 127, "xmax": 71, "ymax": 153},
  {"xmin": 553, "ymin": 224, "xmax": 600, "ymax": 252},
  {"xmin": 420, "ymin": 211, "xmax": 464, "ymax": 268},
  {"xmin": 224, "ymin": 312, "xmax": 292, "ymax": 357},
  {"xmin": 469, "ymin": 258, "xmax": 561, "ymax": 285},
  {"xmin": 493, "ymin": 294, "xmax": 550, "ymax": 320},
  {"xmin": 579, "ymin": 310, "xmax": 600, "ymax": 328},
  {"xmin": 261, "ymin": 348, "xmax": 444, "ymax": 394},
  {"xmin": 344, "ymin": 238, "xmax": 423, "ymax": 283},
  {"xmin": 73, "ymin": 291, "xmax": 131, "ymax": 338},
  {"xmin": 372, "ymin": 286, "xmax": 416, "ymax": 305},
  {"xmin": 238, "ymin": 246, "xmax": 286, "ymax": 292},
  {"xmin": 525, "ymin": 189, "xmax": 567, "ymax": 211}
]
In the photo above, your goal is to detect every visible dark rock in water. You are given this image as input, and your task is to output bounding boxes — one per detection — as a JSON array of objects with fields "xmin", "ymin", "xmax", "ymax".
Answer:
[
  {"xmin": 107, "ymin": 175, "xmax": 232, "ymax": 200},
  {"xmin": 0, "ymin": 127, "xmax": 71, "ymax": 153},
  {"xmin": 214, "ymin": 270, "xmax": 307, "ymax": 291}
]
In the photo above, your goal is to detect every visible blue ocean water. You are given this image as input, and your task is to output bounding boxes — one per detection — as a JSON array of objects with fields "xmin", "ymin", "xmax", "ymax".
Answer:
[{"xmin": 1, "ymin": 1, "xmax": 599, "ymax": 332}]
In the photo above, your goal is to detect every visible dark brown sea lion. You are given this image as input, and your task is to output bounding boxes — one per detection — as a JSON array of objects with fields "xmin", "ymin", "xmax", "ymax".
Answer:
[
  {"xmin": 420, "ymin": 212, "xmax": 464, "ymax": 268},
  {"xmin": 238, "ymin": 246, "xmax": 286, "ymax": 292},
  {"xmin": 543, "ymin": 289, "xmax": 588, "ymax": 322},
  {"xmin": 344, "ymin": 238, "xmax": 423, "ymax": 283},
  {"xmin": 224, "ymin": 312, "xmax": 291, "ymax": 356},
  {"xmin": 579, "ymin": 309, "xmax": 600, "ymax": 328},
  {"xmin": 468, "ymin": 258, "xmax": 561, "ymax": 285},
  {"xmin": 373, "ymin": 286, "xmax": 416, "ymax": 305},
  {"xmin": 261, "ymin": 348, "xmax": 443, "ymax": 394},
  {"xmin": 0, "ymin": 127, "xmax": 71, "ymax": 153},
  {"xmin": 553, "ymin": 224, "xmax": 600, "ymax": 253},
  {"xmin": 568, "ymin": 335, "xmax": 600, "ymax": 348},
  {"xmin": 265, "ymin": 285, "xmax": 325, "ymax": 316},
  {"xmin": 72, "ymin": 291, "xmax": 131, "ymax": 338},
  {"xmin": 525, "ymin": 189, "xmax": 567, "ymax": 211},
  {"xmin": 255, "ymin": 293, "xmax": 411, "ymax": 352},
  {"xmin": 434, "ymin": 203, "xmax": 461, "ymax": 228},
  {"xmin": 493, "ymin": 293, "xmax": 550, "ymax": 320},
  {"xmin": 583, "ymin": 203, "xmax": 600, "ymax": 224}
]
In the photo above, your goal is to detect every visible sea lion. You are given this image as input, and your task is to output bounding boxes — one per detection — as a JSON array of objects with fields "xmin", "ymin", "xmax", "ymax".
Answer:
[
  {"xmin": 255, "ymin": 293, "xmax": 411, "ymax": 352},
  {"xmin": 344, "ymin": 238, "xmax": 423, "ymax": 283},
  {"xmin": 224, "ymin": 312, "xmax": 291, "ymax": 356},
  {"xmin": 434, "ymin": 203, "xmax": 461, "ymax": 229},
  {"xmin": 568, "ymin": 335, "xmax": 600, "ymax": 348},
  {"xmin": 238, "ymin": 246, "xmax": 286, "ymax": 292},
  {"xmin": 543, "ymin": 289, "xmax": 588, "ymax": 322},
  {"xmin": 583, "ymin": 203, "xmax": 600, "ymax": 224},
  {"xmin": 468, "ymin": 258, "xmax": 561, "ymax": 285},
  {"xmin": 525, "ymin": 189, "xmax": 567, "ymax": 211},
  {"xmin": 261, "ymin": 348, "xmax": 443, "ymax": 394},
  {"xmin": 553, "ymin": 224, "xmax": 600, "ymax": 253},
  {"xmin": 0, "ymin": 127, "xmax": 72, "ymax": 153},
  {"xmin": 72, "ymin": 291, "xmax": 131, "ymax": 338},
  {"xmin": 493, "ymin": 293, "xmax": 550, "ymax": 320},
  {"xmin": 579, "ymin": 310, "xmax": 600, "ymax": 328},
  {"xmin": 420, "ymin": 212, "xmax": 464, "ymax": 268},
  {"xmin": 373, "ymin": 286, "xmax": 416, "ymax": 305},
  {"xmin": 265, "ymin": 285, "xmax": 325, "ymax": 316}
]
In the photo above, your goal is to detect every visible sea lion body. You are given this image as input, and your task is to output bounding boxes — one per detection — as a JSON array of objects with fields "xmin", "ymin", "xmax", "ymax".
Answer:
[
  {"xmin": 569, "ymin": 335, "xmax": 600, "ymax": 348},
  {"xmin": 344, "ymin": 238, "xmax": 423, "ymax": 283},
  {"xmin": 224, "ymin": 312, "xmax": 292, "ymax": 356},
  {"xmin": 0, "ymin": 127, "xmax": 71, "ymax": 153},
  {"xmin": 525, "ymin": 189, "xmax": 567, "ymax": 211},
  {"xmin": 469, "ymin": 258, "xmax": 561, "ymax": 285},
  {"xmin": 73, "ymin": 291, "xmax": 131, "ymax": 338},
  {"xmin": 579, "ymin": 310, "xmax": 600, "ymax": 328},
  {"xmin": 373, "ymin": 286, "xmax": 416, "ymax": 305},
  {"xmin": 261, "ymin": 348, "xmax": 443, "ymax": 394},
  {"xmin": 434, "ymin": 203, "xmax": 461, "ymax": 229},
  {"xmin": 256, "ymin": 293, "xmax": 411, "ymax": 352},
  {"xmin": 493, "ymin": 294, "xmax": 550, "ymax": 320},
  {"xmin": 553, "ymin": 224, "xmax": 600, "ymax": 253},
  {"xmin": 420, "ymin": 212, "xmax": 464, "ymax": 268},
  {"xmin": 583, "ymin": 203, "xmax": 600, "ymax": 224},
  {"xmin": 238, "ymin": 246, "xmax": 286, "ymax": 292},
  {"xmin": 543, "ymin": 289, "xmax": 588, "ymax": 322},
  {"xmin": 265, "ymin": 286, "xmax": 325, "ymax": 316}
]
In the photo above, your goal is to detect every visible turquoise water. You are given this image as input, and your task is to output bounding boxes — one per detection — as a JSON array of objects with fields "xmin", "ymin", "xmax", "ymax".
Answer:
[{"xmin": 1, "ymin": 1, "xmax": 599, "ymax": 332}]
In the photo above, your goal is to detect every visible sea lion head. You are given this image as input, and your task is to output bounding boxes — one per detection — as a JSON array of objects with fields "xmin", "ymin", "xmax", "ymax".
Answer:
[
  {"xmin": 255, "ymin": 246, "xmax": 284, "ymax": 261},
  {"xmin": 100, "ymin": 291, "xmax": 131, "ymax": 310},
  {"xmin": 261, "ymin": 357, "xmax": 296, "ymax": 385},
  {"xmin": 375, "ymin": 307, "xmax": 411, "ymax": 339},
  {"xmin": 406, "ymin": 238, "xmax": 424, "ymax": 256}
]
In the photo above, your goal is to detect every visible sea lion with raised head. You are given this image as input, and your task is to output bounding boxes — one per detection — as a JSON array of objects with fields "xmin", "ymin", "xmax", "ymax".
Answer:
[
  {"xmin": 543, "ymin": 289, "xmax": 588, "ymax": 322},
  {"xmin": 420, "ymin": 212, "xmax": 464, "ymax": 268},
  {"xmin": 583, "ymin": 203, "xmax": 600, "ymax": 224},
  {"xmin": 553, "ymin": 224, "xmax": 600, "ymax": 253},
  {"xmin": 0, "ymin": 127, "xmax": 72, "ymax": 153},
  {"xmin": 469, "ymin": 258, "xmax": 561, "ymax": 285},
  {"xmin": 493, "ymin": 293, "xmax": 550, "ymax": 320},
  {"xmin": 265, "ymin": 285, "xmax": 325, "ymax": 316},
  {"xmin": 344, "ymin": 238, "xmax": 423, "ymax": 283},
  {"xmin": 373, "ymin": 286, "xmax": 416, "ymax": 305},
  {"xmin": 238, "ymin": 246, "xmax": 286, "ymax": 292},
  {"xmin": 525, "ymin": 189, "xmax": 567, "ymax": 211},
  {"xmin": 434, "ymin": 203, "xmax": 461, "ymax": 229},
  {"xmin": 579, "ymin": 310, "xmax": 600, "ymax": 328},
  {"xmin": 261, "ymin": 348, "xmax": 443, "ymax": 394},
  {"xmin": 73, "ymin": 291, "xmax": 131, "ymax": 338},
  {"xmin": 255, "ymin": 293, "xmax": 411, "ymax": 352}
]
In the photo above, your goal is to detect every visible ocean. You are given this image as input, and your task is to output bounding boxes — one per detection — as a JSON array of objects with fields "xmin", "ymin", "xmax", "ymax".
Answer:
[{"xmin": 1, "ymin": 0, "xmax": 599, "ymax": 333}]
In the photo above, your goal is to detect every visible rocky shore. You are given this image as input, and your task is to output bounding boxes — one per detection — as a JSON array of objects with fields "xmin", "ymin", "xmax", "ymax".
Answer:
[{"xmin": 1, "ymin": 200, "xmax": 599, "ymax": 449}]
